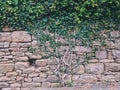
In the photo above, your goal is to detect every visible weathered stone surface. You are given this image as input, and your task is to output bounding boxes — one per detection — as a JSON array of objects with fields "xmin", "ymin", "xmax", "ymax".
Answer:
[
  {"xmin": 110, "ymin": 31, "xmax": 120, "ymax": 38},
  {"xmin": 41, "ymin": 82, "xmax": 51, "ymax": 87},
  {"xmin": 12, "ymin": 31, "xmax": 31, "ymax": 42},
  {"xmin": 112, "ymin": 50, "xmax": 120, "ymax": 59},
  {"xmin": 74, "ymin": 46, "xmax": 91, "ymax": 53},
  {"xmin": 0, "ymin": 33, "xmax": 11, "ymax": 42},
  {"xmin": 0, "ymin": 77, "xmax": 11, "ymax": 81},
  {"xmin": 23, "ymin": 67, "xmax": 35, "ymax": 74},
  {"xmin": 105, "ymin": 63, "xmax": 120, "ymax": 72},
  {"xmin": 15, "ymin": 62, "xmax": 29, "ymax": 70},
  {"xmin": 14, "ymin": 56, "xmax": 28, "ymax": 61},
  {"xmin": 33, "ymin": 77, "xmax": 46, "ymax": 82},
  {"xmin": 2, "ymin": 26, "xmax": 11, "ymax": 32},
  {"xmin": 96, "ymin": 50, "xmax": 107, "ymax": 59},
  {"xmin": 35, "ymin": 67, "xmax": 49, "ymax": 72},
  {"xmin": 46, "ymin": 75, "xmax": 59, "ymax": 83},
  {"xmin": 79, "ymin": 74, "xmax": 97, "ymax": 83},
  {"xmin": 35, "ymin": 59, "xmax": 48, "ymax": 67},
  {"xmin": 85, "ymin": 63, "xmax": 104, "ymax": 74},
  {"xmin": 28, "ymin": 73, "xmax": 39, "ymax": 78},
  {"xmin": 6, "ymin": 72, "xmax": 18, "ymax": 77},
  {"xmin": 72, "ymin": 65, "xmax": 84, "ymax": 74},
  {"xmin": 115, "ymin": 39, "xmax": 120, "ymax": 49},
  {"xmin": 22, "ymin": 83, "xmax": 41, "ymax": 88},
  {"xmin": 0, "ymin": 82, "xmax": 9, "ymax": 88},
  {"xmin": 101, "ymin": 75, "xmax": 116, "ymax": 82},
  {"xmin": 0, "ymin": 64, "xmax": 14, "ymax": 73},
  {"xmin": 10, "ymin": 83, "xmax": 21, "ymax": 88}
]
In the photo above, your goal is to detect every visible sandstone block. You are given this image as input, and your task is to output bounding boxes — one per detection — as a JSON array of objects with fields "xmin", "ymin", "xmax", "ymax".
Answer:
[
  {"xmin": 22, "ymin": 83, "xmax": 41, "ymax": 88},
  {"xmin": 0, "ymin": 77, "xmax": 11, "ymax": 81},
  {"xmin": 2, "ymin": 26, "xmax": 11, "ymax": 32},
  {"xmin": 12, "ymin": 31, "xmax": 31, "ymax": 42},
  {"xmin": 72, "ymin": 65, "xmax": 84, "ymax": 74},
  {"xmin": 101, "ymin": 75, "xmax": 116, "ymax": 82},
  {"xmin": 35, "ymin": 67, "xmax": 49, "ymax": 72},
  {"xmin": 46, "ymin": 75, "xmax": 59, "ymax": 83},
  {"xmin": 0, "ymin": 33, "xmax": 11, "ymax": 42},
  {"xmin": 0, "ymin": 82, "xmax": 9, "ymax": 88},
  {"xmin": 51, "ymin": 83, "xmax": 60, "ymax": 87},
  {"xmin": 15, "ymin": 56, "xmax": 28, "ymax": 61},
  {"xmin": 85, "ymin": 63, "xmax": 104, "ymax": 74},
  {"xmin": 105, "ymin": 63, "xmax": 120, "ymax": 72},
  {"xmin": 6, "ymin": 72, "xmax": 18, "ymax": 77},
  {"xmin": 35, "ymin": 59, "xmax": 48, "ymax": 67},
  {"xmin": 10, "ymin": 83, "xmax": 21, "ymax": 88},
  {"xmin": 23, "ymin": 67, "xmax": 35, "ymax": 74},
  {"xmin": 74, "ymin": 46, "xmax": 91, "ymax": 53},
  {"xmin": 41, "ymin": 82, "xmax": 51, "ymax": 87},
  {"xmin": 15, "ymin": 62, "xmax": 29, "ymax": 70},
  {"xmin": 96, "ymin": 50, "xmax": 107, "ymax": 59},
  {"xmin": 115, "ymin": 39, "xmax": 120, "ymax": 49},
  {"xmin": 79, "ymin": 74, "xmax": 97, "ymax": 83},
  {"xmin": 33, "ymin": 77, "xmax": 46, "ymax": 82},
  {"xmin": 110, "ymin": 31, "xmax": 120, "ymax": 38},
  {"xmin": 112, "ymin": 50, "xmax": 120, "ymax": 59},
  {"xmin": 28, "ymin": 73, "xmax": 39, "ymax": 78},
  {"xmin": 0, "ymin": 64, "xmax": 14, "ymax": 73}
]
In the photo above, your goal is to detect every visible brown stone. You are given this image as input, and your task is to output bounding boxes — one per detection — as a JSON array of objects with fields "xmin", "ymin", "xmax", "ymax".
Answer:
[
  {"xmin": 15, "ymin": 56, "xmax": 28, "ymax": 61},
  {"xmin": 96, "ymin": 50, "xmax": 107, "ymax": 59},
  {"xmin": 12, "ymin": 31, "xmax": 31, "ymax": 42},
  {"xmin": 112, "ymin": 50, "xmax": 120, "ymax": 59},
  {"xmin": 6, "ymin": 72, "xmax": 18, "ymax": 77},
  {"xmin": 110, "ymin": 31, "xmax": 120, "ymax": 38},
  {"xmin": 99, "ymin": 59, "xmax": 114, "ymax": 63},
  {"xmin": 79, "ymin": 74, "xmax": 97, "ymax": 83},
  {"xmin": 41, "ymin": 82, "xmax": 51, "ymax": 87},
  {"xmin": 0, "ymin": 82, "xmax": 9, "ymax": 88},
  {"xmin": 0, "ymin": 33, "xmax": 11, "ymax": 42},
  {"xmin": 33, "ymin": 77, "xmax": 46, "ymax": 83},
  {"xmin": 35, "ymin": 59, "xmax": 48, "ymax": 67},
  {"xmin": 22, "ymin": 83, "xmax": 41, "ymax": 88},
  {"xmin": 105, "ymin": 63, "xmax": 120, "ymax": 72},
  {"xmin": 85, "ymin": 63, "xmax": 104, "ymax": 74},
  {"xmin": 10, "ymin": 83, "xmax": 21, "ymax": 88},
  {"xmin": 0, "ymin": 77, "xmax": 11, "ymax": 82},
  {"xmin": 115, "ymin": 39, "xmax": 120, "ymax": 49},
  {"xmin": 28, "ymin": 73, "xmax": 39, "ymax": 78},
  {"xmin": 72, "ymin": 65, "xmax": 84, "ymax": 74},
  {"xmin": 0, "ymin": 64, "xmax": 14, "ymax": 73},
  {"xmin": 2, "ymin": 26, "xmax": 11, "ymax": 32},
  {"xmin": 15, "ymin": 62, "xmax": 29, "ymax": 70},
  {"xmin": 23, "ymin": 67, "xmax": 35, "ymax": 74},
  {"xmin": 46, "ymin": 75, "xmax": 58, "ymax": 83},
  {"xmin": 101, "ymin": 75, "xmax": 116, "ymax": 82},
  {"xmin": 74, "ymin": 46, "xmax": 91, "ymax": 53}
]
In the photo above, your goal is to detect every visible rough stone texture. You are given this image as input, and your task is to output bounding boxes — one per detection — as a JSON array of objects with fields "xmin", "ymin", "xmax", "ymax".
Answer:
[
  {"xmin": 0, "ymin": 64, "xmax": 14, "ymax": 73},
  {"xmin": 85, "ymin": 63, "xmax": 104, "ymax": 74},
  {"xmin": 105, "ymin": 63, "xmax": 120, "ymax": 72},
  {"xmin": 12, "ymin": 31, "xmax": 31, "ymax": 42},
  {"xmin": 96, "ymin": 50, "xmax": 107, "ymax": 59},
  {"xmin": 0, "ymin": 30, "xmax": 120, "ymax": 89}
]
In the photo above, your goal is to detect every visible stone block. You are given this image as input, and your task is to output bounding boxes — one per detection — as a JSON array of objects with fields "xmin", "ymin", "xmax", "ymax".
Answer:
[
  {"xmin": 74, "ymin": 46, "xmax": 91, "ymax": 53},
  {"xmin": 72, "ymin": 65, "xmax": 84, "ymax": 74},
  {"xmin": 12, "ymin": 31, "xmax": 31, "ymax": 42},
  {"xmin": 0, "ymin": 33, "xmax": 11, "ymax": 42},
  {"xmin": 85, "ymin": 63, "xmax": 104, "ymax": 74},
  {"xmin": 35, "ymin": 59, "xmax": 48, "ymax": 67},
  {"xmin": 115, "ymin": 39, "xmax": 120, "ymax": 49},
  {"xmin": 0, "ymin": 64, "xmax": 14, "ymax": 73},
  {"xmin": 15, "ymin": 62, "xmax": 29, "ymax": 70},
  {"xmin": 105, "ymin": 63, "xmax": 120, "ymax": 72},
  {"xmin": 46, "ymin": 75, "xmax": 59, "ymax": 83},
  {"xmin": 23, "ymin": 67, "xmax": 35, "ymax": 74},
  {"xmin": 0, "ymin": 82, "xmax": 9, "ymax": 88},
  {"xmin": 96, "ymin": 50, "xmax": 107, "ymax": 59},
  {"xmin": 110, "ymin": 31, "xmax": 120, "ymax": 38},
  {"xmin": 33, "ymin": 77, "xmax": 46, "ymax": 83},
  {"xmin": 112, "ymin": 50, "xmax": 120, "ymax": 59},
  {"xmin": 79, "ymin": 74, "xmax": 97, "ymax": 83},
  {"xmin": 22, "ymin": 83, "xmax": 41, "ymax": 88},
  {"xmin": 14, "ymin": 56, "xmax": 28, "ymax": 61}
]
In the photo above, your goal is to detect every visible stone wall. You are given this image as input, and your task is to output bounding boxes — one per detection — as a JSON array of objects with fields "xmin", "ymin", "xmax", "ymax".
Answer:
[{"xmin": 0, "ymin": 29, "xmax": 120, "ymax": 90}]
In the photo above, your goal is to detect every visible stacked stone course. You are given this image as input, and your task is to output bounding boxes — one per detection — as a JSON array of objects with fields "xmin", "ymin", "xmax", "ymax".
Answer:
[{"xmin": 0, "ymin": 29, "xmax": 120, "ymax": 90}]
